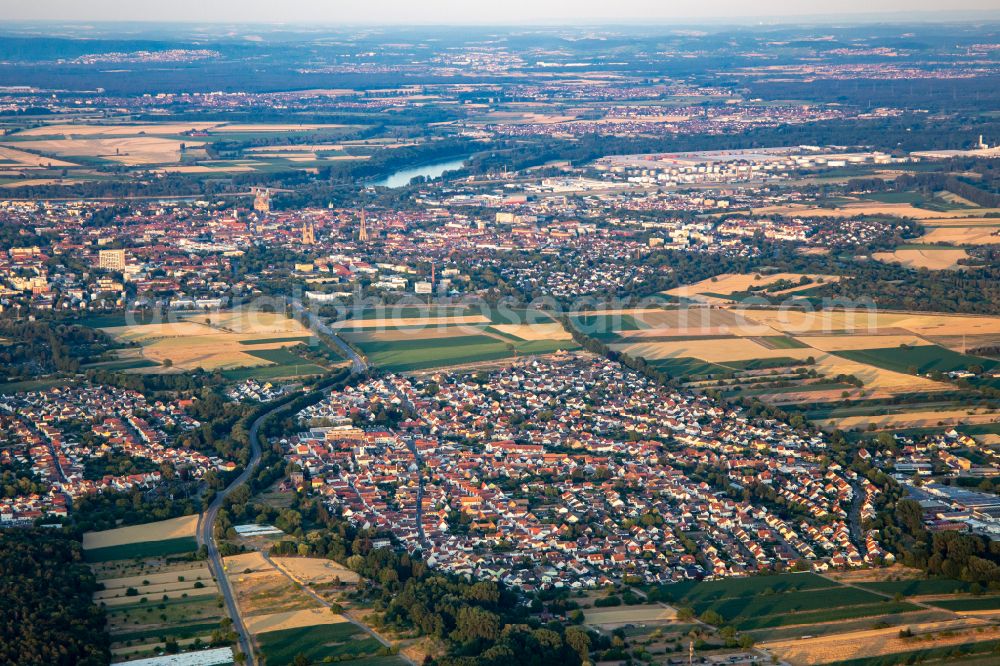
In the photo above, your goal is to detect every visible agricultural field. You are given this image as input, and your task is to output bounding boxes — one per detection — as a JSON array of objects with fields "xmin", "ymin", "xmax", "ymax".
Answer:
[
  {"xmin": 918, "ymin": 224, "xmax": 1000, "ymax": 246},
  {"xmin": 224, "ymin": 551, "xmax": 320, "ymax": 619},
  {"xmin": 752, "ymin": 201, "xmax": 1000, "ymax": 219},
  {"xmin": 611, "ymin": 334, "xmax": 944, "ymax": 400},
  {"xmin": 739, "ymin": 309, "xmax": 1000, "ymax": 343},
  {"xmin": 101, "ymin": 310, "xmax": 329, "ymax": 375},
  {"xmin": 270, "ymin": 556, "xmax": 361, "ymax": 585},
  {"xmin": 223, "ymin": 551, "xmax": 394, "ymax": 665},
  {"xmin": 652, "ymin": 572, "xmax": 1000, "ymax": 665},
  {"xmin": 0, "ymin": 121, "xmax": 362, "ymax": 174},
  {"xmin": 341, "ymin": 317, "xmax": 578, "ymax": 372},
  {"xmin": 584, "ymin": 604, "xmax": 677, "ymax": 627},
  {"xmin": 762, "ymin": 618, "xmax": 1000, "ymax": 665},
  {"xmin": 833, "ymin": 344, "xmax": 1000, "ymax": 376},
  {"xmin": 664, "ymin": 272, "xmax": 841, "ymax": 304},
  {"xmin": 813, "ymin": 407, "xmax": 1000, "ymax": 432},
  {"xmin": 872, "ymin": 247, "xmax": 970, "ymax": 270},
  {"xmin": 83, "ymin": 516, "xmax": 228, "ymax": 662},
  {"xmin": 595, "ymin": 301, "xmax": 1000, "ymax": 414},
  {"xmin": 83, "ymin": 515, "xmax": 200, "ymax": 562},
  {"xmin": 255, "ymin": 622, "xmax": 388, "ymax": 666},
  {"xmin": 571, "ymin": 307, "xmax": 774, "ymax": 340}
]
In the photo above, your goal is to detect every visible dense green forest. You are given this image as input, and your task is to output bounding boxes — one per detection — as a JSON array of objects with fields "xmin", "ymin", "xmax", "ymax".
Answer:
[
  {"xmin": 0, "ymin": 530, "xmax": 110, "ymax": 666},
  {"xmin": 0, "ymin": 320, "xmax": 114, "ymax": 380}
]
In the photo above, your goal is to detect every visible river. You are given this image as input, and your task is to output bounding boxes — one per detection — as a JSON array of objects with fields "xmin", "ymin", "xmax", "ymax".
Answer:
[{"xmin": 373, "ymin": 156, "xmax": 468, "ymax": 188}]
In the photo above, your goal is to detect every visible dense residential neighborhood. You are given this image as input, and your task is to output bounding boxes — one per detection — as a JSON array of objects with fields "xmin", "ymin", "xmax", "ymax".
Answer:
[{"xmin": 284, "ymin": 356, "xmax": 894, "ymax": 589}]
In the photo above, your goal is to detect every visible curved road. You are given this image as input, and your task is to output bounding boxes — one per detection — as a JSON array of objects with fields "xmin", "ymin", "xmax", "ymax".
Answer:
[
  {"xmin": 290, "ymin": 297, "xmax": 368, "ymax": 374},
  {"xmin": 198, "ymin": 314, "xmax": 367, "ymax": 665},
  {"xmin": 197, "ymin": 405, "xmax": 269, "ymax": 666}
]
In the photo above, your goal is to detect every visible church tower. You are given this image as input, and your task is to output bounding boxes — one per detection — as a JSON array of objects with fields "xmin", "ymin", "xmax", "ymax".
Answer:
[
  {"xmin": 302, "ymin": 220, "xmax": 316, "ymax": 245},
  {"xmin": 358, "ymin": 208, "xmax": 369, "ymax": 242}
]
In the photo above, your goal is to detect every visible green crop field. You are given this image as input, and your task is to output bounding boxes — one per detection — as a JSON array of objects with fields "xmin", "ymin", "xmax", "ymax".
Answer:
[
  {"xmin": 691, "ymin": 586, "xmax": 885, "ymax": 620},
  {"xmin": 928, "ymin": 596, "xmax": 1000, "ymax": 612},
  {"xmin": 482, "ymin": 306, "xmax": 554, "ymax": 325},
  {"xmin": 346, "ymin": 658, "xmax": 410, "ymax": 666},
  {"xmin": 110, "ymin": 620, "xmax": 222, "ymax": 644},
  {"xmin": 0, "ymin": 378, "xmax": 65, "ymax": 394},
  {"xmin": 859, "ymin": 579, "xmax": 971, "ymax": 596},
  {"xmin": 357, "ymin": 334, "xmax": 578, "ymax": 372},
  {"xmin": 760, "ymin": 336, "xmax": 810, "ymax": 349},
  {"xmin": 736, "ymin": 601, "xmax": 920, "ymax": 631},
  {"xmin": 221, "ymin": 347, "xmax": 326, "ymax": 380},
  {"xmin": 653, "ymin": 572, "xmax": 832, "ymax": 604},
  {"xmin": 646, "ymin": 357, "xmax": 730, "ymax": 378},
  {"xmin": 652, "ymin": 573, "xmax": 915, "ymax": 629},
  {"xmin": 834, "ymin": 345, "xmax": 1000, "ymax": 376},
  {"xmin": 256, "ymin": 623, "xmax": 384, "ymax": 665},
  {"xmin": 570, "ymin": 313, "xmax": 641, "ymax": 339},
  {"xmin": 83, "ymin": 536, "xmax": 199, "ymax": 562},
  {"xmin": 725, "ymin": 357, "xmax": 804, "ymax": 371}
]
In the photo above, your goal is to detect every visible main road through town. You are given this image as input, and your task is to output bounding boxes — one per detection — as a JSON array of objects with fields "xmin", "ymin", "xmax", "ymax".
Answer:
[{"xmin": 197, "ymin": 308, "xmax": 367, "ymax": 664}]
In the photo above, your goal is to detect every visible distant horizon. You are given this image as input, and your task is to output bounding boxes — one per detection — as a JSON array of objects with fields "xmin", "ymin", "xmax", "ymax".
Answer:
[{"xmin": 2, "ymin": 2, "xmax": 1000, "ymax": 28}]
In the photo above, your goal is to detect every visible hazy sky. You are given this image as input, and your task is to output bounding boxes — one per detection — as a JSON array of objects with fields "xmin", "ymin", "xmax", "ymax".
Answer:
[{"xmin": 3, "ymin": 0, "xmax": 998, "ymax": 24}]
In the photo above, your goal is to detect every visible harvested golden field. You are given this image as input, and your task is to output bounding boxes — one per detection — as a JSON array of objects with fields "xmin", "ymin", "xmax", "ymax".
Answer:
[
  {"xmin": 245, "ymin": 608, "xmax": 348, "ymax": 635},
  {"xmin": 873, "ymin": 247, "xmax": 969, "ymax": 270},
  {"xmin": 762, "ymin": 619, "xmax": 998, "ymax": 665},
  {"xmin": 103, "ymin": 312, "xmax": 313, "ymax": 371},
  {"xmin": 342, "ymin": 325, "xmax": 485, "ymax": 343},
  {"xmin": 159, "ymin": 164, "xmax": 256, "ymax": 173},
  {"xmin": 225, "ymin": 552, "xmax": 317, "ymax": 617},
  {"xmin": 753, "ymin": 202, "xmax": 1000, "ymax": 219},
  {"xmin": 224, "ymin": 551, "xmax": 270, "ymax": 573},
  {"xmin": 917, "ymin": 217, "xmax": 1000, "ymax": 227},
  {"xmin": 83, "ymin": 515, "xmax": 198, "ymax": 550},
  {"xmin": 665, "ymin": 272, "xmax": 839, "ymax": 303},
  {"xmin": 918, "ymin": 226, "xmax": 1000, "ymax": 245},
  {"xmin": 610, "ymin": 337, "xmax": 802, "ymax": 363},
  {"xmin": 490, "ymin": 322, "xmax": 573, "ymax": 341},
  {"xmin": 15, "ymin": 122, "xmax": 219, "ymax": 137},
  {"xmin": 743, "ymin": 309, "xmax": 1000, "ymax": 338},
  {"xmin": 611, "ymin": 335, "xmax": 945, "ymax": 395},
  {"xmin": 1, "ymin": 178, "xmax": 86, "ymax": 188},
  {"xmin": 801, "ymin": 355, "xmax": 944, "ymax": 394},
  {"xmin": 578, "ymin": 307, "xmax": 774, "ymax": 337},
  {"xmin": 192, "ymin": 310, "xmax": 308, "ymax": 335},
  {"xmin": 271, "ymin": 557, "xmax": 361, "ymax": 585},
  {"xmin": 584, "ymin": 605, "xmax": 677, "ymax": 626},
  {"xmin": 6, "ymin": 136, "xmax": 205, "ymax": 166},
  {"xmin": 0, "ymin": 145, "xmax": 78, "ymax": 168},
  {"xmin": 795, "ymin": 334, "xmax": 930, "ymax": 351},
  {"xmin": 816, "ymin": 409, "xmax": 1000, "ymax": 431}
]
